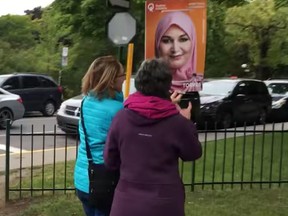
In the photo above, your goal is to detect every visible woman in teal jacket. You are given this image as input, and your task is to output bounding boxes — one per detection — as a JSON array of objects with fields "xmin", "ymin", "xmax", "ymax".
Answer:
[{"xmin": 74, "ymin": 56, "xmax": 126, "ymax": 216}]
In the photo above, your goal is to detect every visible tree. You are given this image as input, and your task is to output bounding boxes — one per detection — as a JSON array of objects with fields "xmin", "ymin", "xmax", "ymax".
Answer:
[
  {"xmin": 25, "ymin": 6, "xmax": 43, "ymax": 20},
  {"xmin": 225, "ymin": 0, "xmax": 288, "ymax": 79},
  {"xmin": 205, "ymin": 1, "xmax": 231, "ymax": 77},
  {"xmin": 210, "ymin": 0, "xmax": 248, "ymax": 7},
  {"xmin": 0, "ymin": 15, "xmax": 43, "ymax": 73},
  {"xmin": 0, "ymin": 15, "xmax": 37, "ymax": 49},
  {"xmin": 275, "ymin": 0, "xmax": 288, "ymax": 8}
]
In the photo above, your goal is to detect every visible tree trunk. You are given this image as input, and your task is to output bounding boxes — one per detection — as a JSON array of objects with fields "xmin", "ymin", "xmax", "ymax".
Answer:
[{"xmin": 255, "ymin": 30, "xmax": 272, "ymax": 80}]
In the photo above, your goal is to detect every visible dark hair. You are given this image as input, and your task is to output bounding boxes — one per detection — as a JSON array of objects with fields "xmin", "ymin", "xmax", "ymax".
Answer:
[{"xmin": 135, "ymin": 59, "xmax": 172, "ymax": 98}]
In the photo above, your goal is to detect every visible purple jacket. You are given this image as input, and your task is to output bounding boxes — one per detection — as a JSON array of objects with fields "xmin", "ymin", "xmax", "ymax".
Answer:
[{"xmin": 104, "ymin": 92, "xmax": 202, "ymax": 216}]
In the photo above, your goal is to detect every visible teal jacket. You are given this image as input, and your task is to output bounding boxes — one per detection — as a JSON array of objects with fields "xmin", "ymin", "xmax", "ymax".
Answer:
[{"xmin": 74, "ymin": 92, "xmax": 124, "ymax": 193}]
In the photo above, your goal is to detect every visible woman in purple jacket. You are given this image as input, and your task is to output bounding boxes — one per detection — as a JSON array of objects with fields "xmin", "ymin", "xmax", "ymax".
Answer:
[{"xmin": 104, "ymin": 58, "xmax": 202, "ymax": 216}]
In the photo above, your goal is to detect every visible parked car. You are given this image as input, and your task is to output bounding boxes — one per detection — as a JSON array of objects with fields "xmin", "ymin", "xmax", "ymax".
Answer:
[
  {"xmin": 57, "ymin": 94, "xmax": 82, "ymax": 133},
  {"xmin": 57, "ymin": 78, "xmax": 136, "ymax": 134},
  {"xmin": 0, "ymin": 73, "xmax": 63, "ymax": 116},
  {"xmin": 199, "ymin": 78, "xmax": 272, "ymax": 128},
  {"xmin": 0, "ymin": 88, "xmax": 25, "ymax": 129},
  {"xmin": 264, "ymin": 80, "xmax": 288, "ymax": 121}
]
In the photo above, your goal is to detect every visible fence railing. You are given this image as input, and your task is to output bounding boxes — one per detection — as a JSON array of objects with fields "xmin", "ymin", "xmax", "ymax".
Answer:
[{"xmin": 3, "ymin": 122, "xmax": 288, "ymax": 201}]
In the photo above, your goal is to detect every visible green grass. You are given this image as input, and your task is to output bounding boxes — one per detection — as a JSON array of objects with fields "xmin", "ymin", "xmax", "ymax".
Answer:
[
  {"xmin": 9, "ymin": 132, "xmax": 288, "ymax": 197},
  {"xmin": 15, "ymin": 188, "xmax": 288, "ymax": 216},
  {"xmin": 8, "ymin": 160, "xmax": 75, "ymax": 199},
  {"xmin": 181, "ymin": 132, "xmax": 288, "ymax": 190},
  {"xmin": 184, "ymin": 189, "xmax": 288, "ymax": 216},
  {"xmin": 5, "ymin": 132, "xmax": 288, "ymax": 215}
]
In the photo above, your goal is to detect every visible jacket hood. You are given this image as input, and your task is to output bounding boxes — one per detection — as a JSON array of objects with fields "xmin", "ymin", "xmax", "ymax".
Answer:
[{"xmin": 124, "ymin": 92, "xmax": 179, "ymax": 119}]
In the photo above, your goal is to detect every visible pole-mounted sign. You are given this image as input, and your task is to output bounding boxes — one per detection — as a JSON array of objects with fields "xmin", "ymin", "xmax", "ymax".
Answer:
[
  {"xmin": 61, "ymin": 47, "xmax": 68, "ymax": 67},
  {"xmin": 107, "ymin": 0, "xmax": 130, "ymax": 9},
  {"xmin": 108, "ymin": 12, "xmax": 136, "ymax": 46}
]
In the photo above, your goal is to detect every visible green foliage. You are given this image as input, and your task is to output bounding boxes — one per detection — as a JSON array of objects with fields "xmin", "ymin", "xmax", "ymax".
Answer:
[
  {"xmin": 209, "ymin": 0, "xmax": 248, "ymax": 7},
  {"xmin": 225, "ymin": 0, "xmax": 288, "ymax": 79},
  {"xmin": 0, "ymin": 40, "xmax": 11, "ymax": 72},
  {"xmin": 205, "ymin": 1, "xmax": 231, "ymax": 77},
  {"xmin": 275, "ymin": 0, "xmax": 288, "ymax": 8},
  {"xmin": 0, "ymin": 15, "xmax": 37, "ymax": 49},
  {"xmin": 0, "ymin": 15, "xmax": 49, "ymax": 73},
  {"xmin": 2, "ymin": 0, "xmax": 288, "ymax": 91}
]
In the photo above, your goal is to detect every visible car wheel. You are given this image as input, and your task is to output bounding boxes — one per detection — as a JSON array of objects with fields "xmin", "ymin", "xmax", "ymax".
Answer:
[
  {"xmin": 0, "ymin": 108, "xmax": 13, "ymax": 129},
  {"xmin": 42, "ymin": 101, "xmax": 56, "ymax": 117},
  {"xmin": 258, "ymin": 109, "xmax": 267, "ymax": 124},
  {"xmin": 219, "ymin": 112, "xmax": 232, "ymax": 129}
]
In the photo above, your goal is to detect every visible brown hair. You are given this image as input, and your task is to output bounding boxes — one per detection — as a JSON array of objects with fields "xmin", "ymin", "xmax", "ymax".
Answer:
[{"xmin": 81, "ymin": 56, "xmax": 124, "ymax": 99}]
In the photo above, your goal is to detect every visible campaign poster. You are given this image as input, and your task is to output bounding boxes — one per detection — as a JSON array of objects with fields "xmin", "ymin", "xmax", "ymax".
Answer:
[{"xmin": 145, "ymin": 0, "xmax": 207, "ymax": 93}]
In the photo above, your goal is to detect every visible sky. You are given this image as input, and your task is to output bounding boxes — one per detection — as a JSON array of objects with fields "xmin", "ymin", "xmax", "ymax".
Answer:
[{"xmin": 0, "ymin": 0, "xmax": 54, "ymax": 16}]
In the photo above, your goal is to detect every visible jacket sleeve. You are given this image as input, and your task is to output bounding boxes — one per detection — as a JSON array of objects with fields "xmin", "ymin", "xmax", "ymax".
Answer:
[
  {"xmin": 177, "ymin": 120, "xmax": 202, "ymax": 161},
  {"xmin": 104, "ymin": 116, "xmax": 121, "ymax": 170}
]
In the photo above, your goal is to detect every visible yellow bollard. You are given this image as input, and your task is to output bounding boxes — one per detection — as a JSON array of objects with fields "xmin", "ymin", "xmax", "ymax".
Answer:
[{"xmin": 124, "ymin": 43, "xmax": 134, "ymax": 99}]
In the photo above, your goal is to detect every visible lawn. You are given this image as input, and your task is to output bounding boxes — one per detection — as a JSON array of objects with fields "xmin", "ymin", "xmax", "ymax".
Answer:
[
  {"xmin": 3, "ymin": 188, "xmax": 287, "ymax": 216},
  {"xmin": 181, "ymin": 131, "xmax": 288, "ymax": 190},
  {"xmin": 3, "ymin": 132, "xmax": 288, "ymax": 215}
]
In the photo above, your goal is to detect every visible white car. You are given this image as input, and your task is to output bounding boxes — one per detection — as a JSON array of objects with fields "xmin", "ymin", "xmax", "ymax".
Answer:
[
  {"xmin": 264, "ymin": 79, "xmax": 288, "ymax": 121},
  {"xmin": 57, "ymin": 78, "xmax": 136, "ymax": 133},
  {"xmin": 0, "ymin": 88, "xmax": 25, "ymax": 129}
]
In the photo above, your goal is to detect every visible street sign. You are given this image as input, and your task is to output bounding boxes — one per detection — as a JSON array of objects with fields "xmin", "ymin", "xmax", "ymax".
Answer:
[
  {"xmin": 61, "ymin": 47, "xmax": 68, "ymax": 67},
  {"xmin": 107, "ymin": 0, "xmax": 130, "ymax": 8},
  {"xmin": 61, "ymin": 56, "xmax": 68, "ymax": 67},
  {"xmin": 108, "ymin": 12, "xmax": 136, "ymax": 46},
  {"xmin": 62, "ymin": 47, "xmax": 68, "ymax": 57}
]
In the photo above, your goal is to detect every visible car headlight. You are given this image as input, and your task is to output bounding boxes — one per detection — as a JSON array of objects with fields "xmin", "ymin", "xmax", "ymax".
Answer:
[
  {"xmin": 59, "ymin": 102, "xmax": 67, "ymax": 110},
  {"xmin": 272, "ymin": 99, "xmax": 286, "ymax": 109}
]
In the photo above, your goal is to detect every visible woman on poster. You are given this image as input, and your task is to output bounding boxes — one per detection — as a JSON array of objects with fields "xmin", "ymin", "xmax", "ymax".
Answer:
[{"xmin": 155, "ymin": 11, "xmax": 202, "ymax": 121}]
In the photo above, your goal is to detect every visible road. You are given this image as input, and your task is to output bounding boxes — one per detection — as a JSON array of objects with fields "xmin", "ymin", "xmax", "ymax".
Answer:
[
  {"xmin": 0, "ymin": 112, "xmax": 76, "ymax": 155},
  {"xmin": 0, "ymin": 113, "xmax": 79, "ymax": 172}
]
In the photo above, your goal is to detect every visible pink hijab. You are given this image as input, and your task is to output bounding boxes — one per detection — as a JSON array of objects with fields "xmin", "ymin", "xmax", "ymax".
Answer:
[{"xmin": 155, "ymin": 11, "xmax": 198, "ymax": 93}]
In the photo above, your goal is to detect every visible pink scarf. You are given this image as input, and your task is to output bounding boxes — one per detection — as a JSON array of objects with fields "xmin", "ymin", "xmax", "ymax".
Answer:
[{"xmin": 124, "ymin": 92, "xmax": 179, "ymax": 119}]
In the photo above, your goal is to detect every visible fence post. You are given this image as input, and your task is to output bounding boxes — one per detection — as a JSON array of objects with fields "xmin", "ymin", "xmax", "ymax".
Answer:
[
  {"xmin": 5, "ymin": 120, "xmax": 11, "ymax": 202},
  {"xmin": 191, "ymin": 161, "xmax": 196, "ymax": 192}
]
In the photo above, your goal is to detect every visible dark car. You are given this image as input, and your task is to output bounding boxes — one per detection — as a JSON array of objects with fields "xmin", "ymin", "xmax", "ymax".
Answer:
[
  {"xmin": 264, "ymin": 80, "xmax": 288, "ymax": 121},
  {"xmin": 199, "ymin": 79, "xmax": 272, "ymax": 128},
  {"xmin": 0, "ymin": 73, "xmax": 63, "ymax": 116}
]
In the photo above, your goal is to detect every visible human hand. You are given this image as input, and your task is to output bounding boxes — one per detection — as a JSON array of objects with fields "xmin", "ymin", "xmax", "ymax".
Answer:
[
  {"xmin": 170, "ymin": 91, "xmax": 182, "ymax": 104},
  {"xmin": 179, "ymin": 102, "xmax": 192, "ymax": 120}
]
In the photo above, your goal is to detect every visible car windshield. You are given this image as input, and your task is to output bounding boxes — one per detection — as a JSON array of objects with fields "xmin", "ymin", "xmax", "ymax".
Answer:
[
  {"xmin": 200, "ymin": 80, "xmax": 236, "ymax": 96},
  {"xmin": 0, "ymin": 76, "xmax": 9, "ymax": 85},
  {"xmin": 267, "ymin": 83, "xmax": 288, "ymax": 95}
]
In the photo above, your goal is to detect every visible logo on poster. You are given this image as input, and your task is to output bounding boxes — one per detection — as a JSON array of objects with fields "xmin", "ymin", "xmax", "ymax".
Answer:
[{"xmin": 147, "ymin": 3, "xmax": 154, "ymax": 12}]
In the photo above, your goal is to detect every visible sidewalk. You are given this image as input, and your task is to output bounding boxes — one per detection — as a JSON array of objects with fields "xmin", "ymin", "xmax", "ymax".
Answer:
[{"xmin": 0, "ymin": 147, "xmax": 77, "ymax": 172}]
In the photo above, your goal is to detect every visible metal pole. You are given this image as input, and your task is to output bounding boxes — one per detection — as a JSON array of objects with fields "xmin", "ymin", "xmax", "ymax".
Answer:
[
  {"xmin": 124, "ymin": 43, "xmax": 134, "ymax": 98},
  {"xmin": 5, "ymin": 119, "xmax": 11, "ymax": 202},
  {"xmin": 58, "ymin": 69, "xmax": 62, "ymax": 86}
]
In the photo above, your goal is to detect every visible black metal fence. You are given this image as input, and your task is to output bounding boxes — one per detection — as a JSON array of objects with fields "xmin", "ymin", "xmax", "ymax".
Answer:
[{"xmin": 3, "ymin": 122, "xmax": 288, "ymax": 202}]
